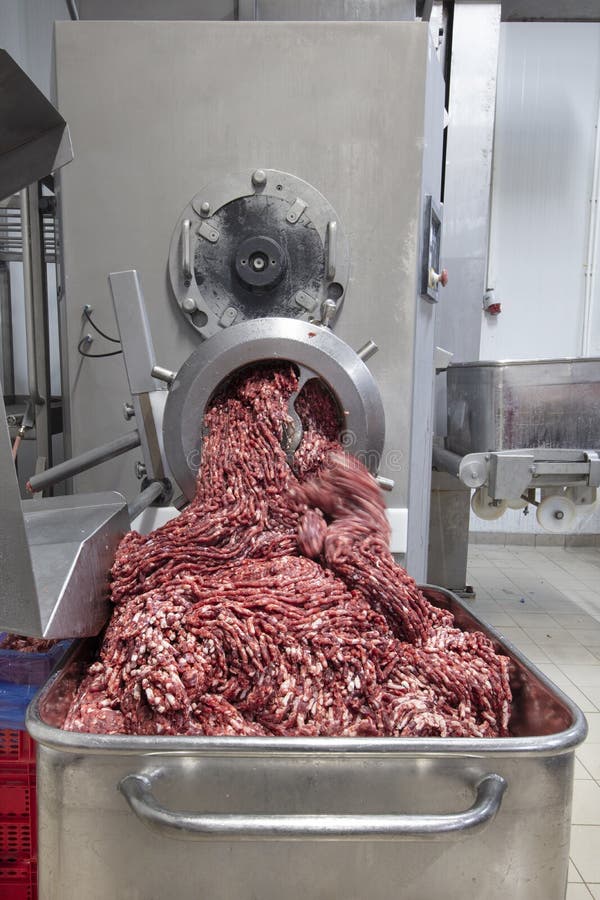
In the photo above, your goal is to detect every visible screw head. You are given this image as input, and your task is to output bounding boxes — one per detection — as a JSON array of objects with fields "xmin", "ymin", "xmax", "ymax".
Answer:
[
  {"xmin": 252, "ymin": 169, "xmax": 267, "ymax": 188},
  {"xmin": 250, "ymin": 253, "xmax": 266, "ymax": 272},
  {"xmin": 200, "ymin": 201, "xmax": 211, "ymax": 217},
  {"xmin": 134, "ymin": 461, "xmax": 147, "ymax": 480},
  {"xmin": 182, "ymin": 297, "xmax": 197, "ymax": 313},
  {"xmin": 123, "ymin": 402, "xmax": 135, "ymax": 421}
]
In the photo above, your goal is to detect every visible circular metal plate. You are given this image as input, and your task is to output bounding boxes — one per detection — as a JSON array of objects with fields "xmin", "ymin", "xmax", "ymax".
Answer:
[
  {"xmin": 168, "ymin": 169, "xmax": 350, "ymax": 339},
  {"xmin": 199, "ymin": 196, "xmax": 323, "ymax": 308},
  {"xmin": 163, "ymin": 318, "xmax": 385, "ymax": 500}
]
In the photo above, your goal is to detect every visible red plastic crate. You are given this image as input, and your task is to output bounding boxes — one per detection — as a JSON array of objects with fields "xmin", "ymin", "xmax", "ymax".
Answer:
[
  {"xmin": 0, "ymin": 731, "xmax": 35, "ymax": 764},
  {"xmin": 0, "ymin": 767, "xmax": 35, "ymax": 819},
  {"xmin": 0, "ymin": 819, "xmax": 35, "ymax": 860},
  {"xmin": 0, "ymin": 860, "xmax": 37, "ymax": 900}
]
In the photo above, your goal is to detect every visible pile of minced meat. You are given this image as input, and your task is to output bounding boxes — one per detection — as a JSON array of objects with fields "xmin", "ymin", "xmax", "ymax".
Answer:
[{"xmin": 64, "ymin": 364, "xmax": 511, "ymax": 738}]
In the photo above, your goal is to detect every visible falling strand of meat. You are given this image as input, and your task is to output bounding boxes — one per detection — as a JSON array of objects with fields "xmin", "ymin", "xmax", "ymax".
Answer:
[{"xmin": 64, "ymin": 364, "xmax": 511, "ymax": 738}]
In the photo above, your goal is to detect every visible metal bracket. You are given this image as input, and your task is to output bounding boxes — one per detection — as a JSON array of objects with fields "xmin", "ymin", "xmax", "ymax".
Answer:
[
  {"xmin": 489, "ymin": 453, "xmax": 533, "ymax": 501},
  {"xmin": 219, "ymin": 307, "xmax": 238, "ymax": 327},
  {"xmin": 455, "ymin": 447, "xmax": 600, "ymax": 500},
  {"xmin": 293, "ymin": 290, "xmax": 317, "ymax": 312},
  {"xmin": 286, "ymin": 197, "xmax": 307, "ymax": 224},
  {"xmin": 586, "ymin": 450, "xmax": 600, "ymax": 487},
  {"xmin": 197, "ymin": 221, "xmax": 219, "ymax": 243}
]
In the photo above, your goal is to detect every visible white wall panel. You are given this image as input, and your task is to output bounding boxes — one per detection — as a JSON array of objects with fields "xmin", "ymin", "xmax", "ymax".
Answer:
[{"xmin": 481, "ymin": 23, "xmax": 600, "ymax": 362}]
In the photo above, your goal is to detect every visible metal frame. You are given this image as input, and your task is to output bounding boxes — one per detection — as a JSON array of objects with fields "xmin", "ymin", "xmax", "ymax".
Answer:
[{"xmin": 21, "ymin": 183, "xmax": 54, "ymax": 467}]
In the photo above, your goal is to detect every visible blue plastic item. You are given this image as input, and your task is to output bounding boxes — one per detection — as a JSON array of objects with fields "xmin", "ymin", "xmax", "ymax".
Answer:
[
  {"xmin": 0, "ymin": 681, "xmax": 39, "ymax": 730},
  {"xmin": 0, "ymin": 635, "xmax": 71, "ymax": 686},
  {"xmin": 0, "ymin": 635, "xmax": 72, "ymax": 730}
]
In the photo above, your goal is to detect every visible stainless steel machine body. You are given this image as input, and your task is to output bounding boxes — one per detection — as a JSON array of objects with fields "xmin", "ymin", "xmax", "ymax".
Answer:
[
  {"xmin": 447, "ymin": 357, "xmax": 600, "ymax": 456},
  {"xmin": 53, "ymin": 20, "xmax": 445, "ymax": 578},
  {"xmin": 28, "ymin": 586, "xmax": 586, "ymax": 900}
]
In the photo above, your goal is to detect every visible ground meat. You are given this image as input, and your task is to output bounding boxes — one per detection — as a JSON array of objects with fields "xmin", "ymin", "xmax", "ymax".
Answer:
[
  {"xmin": 0, "ymin": 634, "xmax": 59, "ymax": 653},
  {"xmin": 64, "ymin": 364, "xmax": 511, "ymax": 738}
]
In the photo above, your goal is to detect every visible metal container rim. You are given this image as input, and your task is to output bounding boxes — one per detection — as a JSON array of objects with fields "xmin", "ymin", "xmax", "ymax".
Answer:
[
  {"xmin": 26, "ymin": 585, "xmax": 588, "ymax": 758},
  {"xmin": 448, "ymin": 357, "xmax": 600, "ymax": 369}
]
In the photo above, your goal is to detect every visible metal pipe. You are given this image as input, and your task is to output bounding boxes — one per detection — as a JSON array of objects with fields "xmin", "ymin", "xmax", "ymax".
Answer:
[
  {"xmin": 127, "ymin": 481, "xmax": 164, "ymax": 521},
  {"xmin": 20, "ymin": 188, "xmax": 42, "ymax": 405},
  {"xmin": 432, "ymin": 444, "xmax": 463, "ymax": 478},
  {"xmin": 66, "ymin": 0, "xmax": 79, "ymax": 21},
  {"xmin": 27, "ymin": 430, "xmax": 140, "ymax": 493}
]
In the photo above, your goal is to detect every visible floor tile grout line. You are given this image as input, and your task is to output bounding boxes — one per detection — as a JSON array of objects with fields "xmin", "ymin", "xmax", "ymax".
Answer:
[{"xmin": 568, "ymin": 853, "xmax": 586, "ymax": 880}]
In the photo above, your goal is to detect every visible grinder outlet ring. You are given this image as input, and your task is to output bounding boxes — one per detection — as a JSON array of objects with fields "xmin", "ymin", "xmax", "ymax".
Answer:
[{"xmin": 162, "ymin": 317, "xmax": 385, "ymax": 501}]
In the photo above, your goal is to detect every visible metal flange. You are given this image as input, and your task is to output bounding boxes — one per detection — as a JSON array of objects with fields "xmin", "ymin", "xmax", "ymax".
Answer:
[
  {"xmin": 168, "ymin": 169, "xmax": 350, "ymax": 339},
  {"xmin": 162, "ymin": 318, "xmax": 385, "ymax": 500}
]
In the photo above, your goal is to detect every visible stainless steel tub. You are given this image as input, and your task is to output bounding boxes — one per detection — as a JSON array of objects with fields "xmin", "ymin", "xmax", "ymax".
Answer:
[
  {"xmin": 446, "ymin": 357, "xmax": 600, "ymax": 455},
  {"xmin": 27, "ymin": 586, "xmax": 587, "ymax": 900}
]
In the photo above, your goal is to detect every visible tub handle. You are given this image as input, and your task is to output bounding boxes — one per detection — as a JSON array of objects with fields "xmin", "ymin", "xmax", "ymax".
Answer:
[{"xmin": 118, "ymin": 772, "xmax": 506, "ymax": 842}]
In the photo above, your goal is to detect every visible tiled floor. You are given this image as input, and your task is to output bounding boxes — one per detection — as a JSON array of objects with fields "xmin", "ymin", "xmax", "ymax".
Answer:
[{"xmin": 467, "ymin": 544, "xmax": 600, "ymax": 899}]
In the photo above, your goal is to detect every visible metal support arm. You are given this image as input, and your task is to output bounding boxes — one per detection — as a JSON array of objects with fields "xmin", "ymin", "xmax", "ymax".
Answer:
[
  {"xmin": 434, "ymin": 445, "xmax": 600, "ymax": 501},
  {"xmin": 108, "ymin": 270, "xmax": 176, "ymax": 490},
  {"xmin": 27, "ymin": 430, "xmax": 140, "ymax": 493},
  {"xmin": 127, "ymin": 480, "xmax": 166, "ymax": 521}
]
